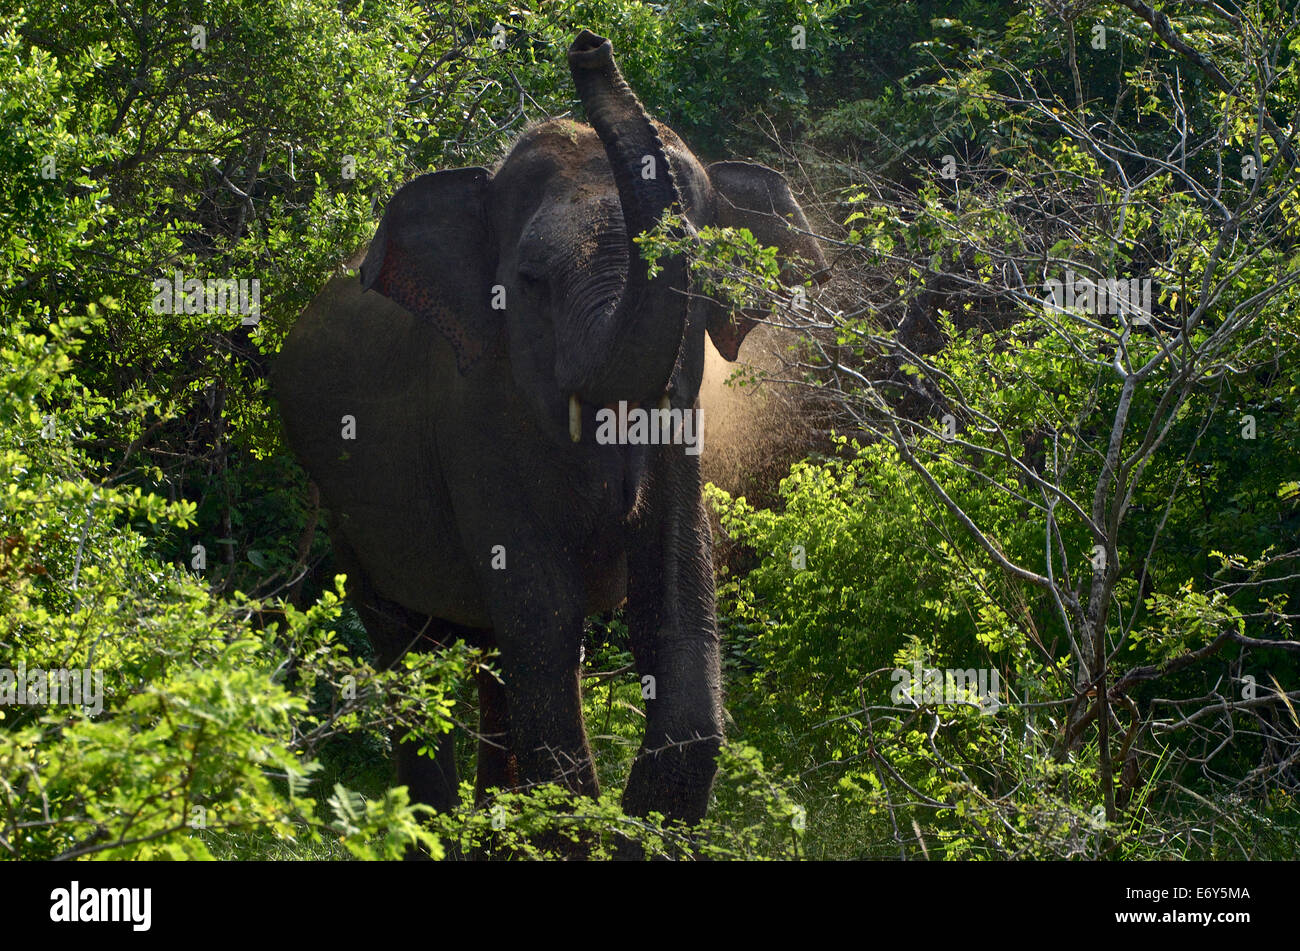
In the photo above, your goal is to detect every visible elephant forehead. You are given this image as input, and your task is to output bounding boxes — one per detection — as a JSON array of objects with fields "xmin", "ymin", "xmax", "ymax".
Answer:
[
  {"xmin": 504, "ymin": 117, "xmax": 598, "ymax": 158},
  {"xmin": 495, "ymin": 122, "xmax": 601, "ymax": 184},
  {"xmin": 520, "ymin": 190, "xmax": 623, "ymax": 255}
]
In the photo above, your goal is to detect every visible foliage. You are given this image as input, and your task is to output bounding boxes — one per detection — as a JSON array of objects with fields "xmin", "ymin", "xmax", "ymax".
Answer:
[
  {"xmin": 693, "ymin": 0, "xmax": 1300, "ymax": 858},
  {"xmin": 3, "ymin": 0, "xmax": 1299, "ymax": 861},
  {"xmin": 0, "ymin": 310, "xmax": 456, "ymax": 859}
]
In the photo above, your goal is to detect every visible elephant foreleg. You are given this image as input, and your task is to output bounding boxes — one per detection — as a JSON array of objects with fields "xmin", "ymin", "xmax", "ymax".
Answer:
[
  {"xmin": 499, "ymin": 649, "xmax": 598, "ymax": 798},
  {"xmin": 488, "ymin": 603, "xmax": 599, "ymax": 858},
  {"xmin": 475, "ymin": 546, "xmax": 599, "ymax": 801}
]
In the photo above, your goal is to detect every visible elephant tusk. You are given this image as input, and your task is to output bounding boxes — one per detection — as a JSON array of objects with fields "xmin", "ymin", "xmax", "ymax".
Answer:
[
  {"xmin": 569, "ymin": 394, "xmax": 582, "ymax": 442},
  {"xmin": 658, "ymin": 393, "xmax": 671, "ymax": 412}
]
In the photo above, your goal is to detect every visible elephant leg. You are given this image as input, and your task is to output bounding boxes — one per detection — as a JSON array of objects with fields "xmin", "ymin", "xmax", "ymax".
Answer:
[
  {"xmin": 477, "ymin": 586, "xmax": 597, "ymax": 859},
  {"xmin": 332, "ymin": 534, "xmax": 463, "ymax": 819},
  {"xmin": 357, "ymin": 598, "xmax": 461, "ymax": 813},
  {"xmin": 355, "ymin": 598, "xmax": 462, "ymax": 859},
  {"xmin": 474, "ymin": 666, "xmax": 518, "ymax": 803},
  {"xmin": 479, "ymin": 572, "xmax": 598, "ymax": 799},
  {"xmin": 496, "ymin": 635, "xmax": 597, "ymax": 799},
  {"xmin": 393, "ymin": 725, "xmax": 459, "ymax": 814},
  {"xmin": 470, "ymin": 666, "xmax": 519, "ymax": 860},
  {"xmin": 360, "ymin": 599, "xmax": 462, "ymax": 816},
  {"xmin": 447, "ymin": 509, "xmax": 596, "ymax": 802},
  {"xmin": 623, "ymin": 447, "xmax": 724, "ymax": 828}
]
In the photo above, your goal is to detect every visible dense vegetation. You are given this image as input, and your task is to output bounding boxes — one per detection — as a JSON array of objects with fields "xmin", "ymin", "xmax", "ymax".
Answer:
[{"xmin": 2, "ymin": 0, "xmax": 1297, "ymax": 859}]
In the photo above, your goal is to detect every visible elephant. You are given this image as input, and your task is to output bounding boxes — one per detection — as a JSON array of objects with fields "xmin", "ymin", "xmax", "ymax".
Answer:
[{"xmin": 274, "ymin": 30, "xmax": 827, "ymax": 844}]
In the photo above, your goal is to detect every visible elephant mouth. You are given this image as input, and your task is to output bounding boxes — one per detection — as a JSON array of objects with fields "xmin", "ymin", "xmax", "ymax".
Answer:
[{"xmin": 565, "ymin": 392, "xmax": 661, "ymax": 516}]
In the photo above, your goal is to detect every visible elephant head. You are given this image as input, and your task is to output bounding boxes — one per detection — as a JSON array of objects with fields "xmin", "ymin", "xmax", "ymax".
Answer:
[
  {"xmin": 355, "ymin": 31, "xmax": 826, "ymax": 444},
  {"xmin": 358, "ymin": 30, "xmax": 692, "ymax": 444}
]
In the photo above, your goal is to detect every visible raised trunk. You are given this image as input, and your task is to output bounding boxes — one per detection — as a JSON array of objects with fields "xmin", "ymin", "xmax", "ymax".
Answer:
[{"xmin": 561, "ymin": 30, "xmax": 690, "ymax": 404}]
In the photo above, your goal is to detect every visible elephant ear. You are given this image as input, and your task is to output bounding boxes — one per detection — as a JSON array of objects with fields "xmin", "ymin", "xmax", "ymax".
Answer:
[
  {"xmin": 705, "ymin": 160, "xmax": 823, "ymax": 361},
  {"xmin": 360, "ymin": 167, "xmax": 496, "ymax": 373}
]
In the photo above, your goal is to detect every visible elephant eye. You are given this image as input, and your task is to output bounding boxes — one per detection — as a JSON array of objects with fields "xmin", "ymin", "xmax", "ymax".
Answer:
[{"xmin": 518, "ymin": 261, "xmax": 548, "ymax": 287}]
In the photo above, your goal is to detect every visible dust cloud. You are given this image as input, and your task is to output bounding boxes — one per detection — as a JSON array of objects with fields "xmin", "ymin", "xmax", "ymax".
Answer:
[{"xmin": 697, "ymin": 324, "xmax": 813, "ymax": 504}]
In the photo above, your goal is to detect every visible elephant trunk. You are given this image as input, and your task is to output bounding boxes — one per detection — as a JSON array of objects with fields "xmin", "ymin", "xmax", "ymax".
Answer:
[{"xmin": 559, "ymin": 30, "xmax": 690, "ymax": 405}]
